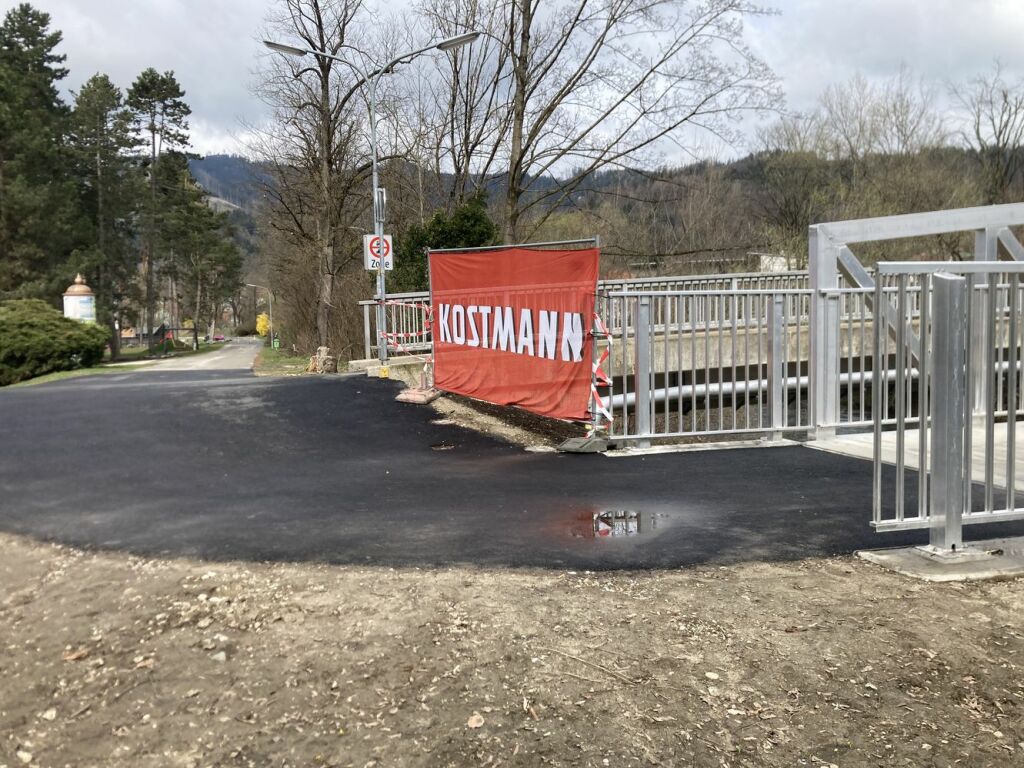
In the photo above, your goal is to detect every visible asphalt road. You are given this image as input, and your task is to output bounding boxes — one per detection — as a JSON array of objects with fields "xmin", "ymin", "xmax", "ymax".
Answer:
[{"xmin": 2, "ymin": 341, "xmax": 1021, "ymax": 569}]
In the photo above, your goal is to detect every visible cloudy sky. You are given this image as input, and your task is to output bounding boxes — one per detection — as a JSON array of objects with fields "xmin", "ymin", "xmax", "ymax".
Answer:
[{"xmin": 10, "ymin": 0, "xmax": 1024, "ymax": 157}]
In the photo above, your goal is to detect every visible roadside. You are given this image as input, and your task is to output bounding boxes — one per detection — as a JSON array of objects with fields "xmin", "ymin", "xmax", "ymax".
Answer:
[
  {"xmin": 5, "ymin": 341, "xmax": 232, "ymax": 389},
  {"xmin": 2, "ymin": 531, "xmax": 1021, "ymax": 767},
  {"xmin": 7, "ymin": 364, "xmax": 150, "ymax": 388},
  {"xmin": 252, "ymin": 345, "xmax": 342, "ymax": 376},
  {"xmin": 107, "ymin": 340, "xmax": 228, "ymax": 363}
]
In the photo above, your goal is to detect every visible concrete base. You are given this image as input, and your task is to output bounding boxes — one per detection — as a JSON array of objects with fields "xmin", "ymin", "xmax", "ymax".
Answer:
[
  {"xmin": 558, "ymin": 436, "xmax": 609, "ymax": 453},
  {"xmin": 395, "ymin": 387, "xmax": 442, "ymax": 405},
  {"xmin": 606, "ymin": 437, "xmax": 799, "ymax": 458},
  {"xmin": 857, "ymin": 537, "xmax": 1024, "ymax": 582},
  {"xmin": 351, "ymin": 357, "xmax": 424, "ymax": 373},
  {"xmin": 348, "ymin": 358, "xmax": 376, "ymax": 372},
  {"xmin": 364, "ymin": 359, "xmax": 427, "ymax": 379}
]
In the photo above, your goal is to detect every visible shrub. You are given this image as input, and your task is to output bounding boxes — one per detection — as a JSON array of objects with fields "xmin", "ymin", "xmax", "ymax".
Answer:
[{"xmin": 0, "ymin": 299, "xmax": 110, "ymax": 386}]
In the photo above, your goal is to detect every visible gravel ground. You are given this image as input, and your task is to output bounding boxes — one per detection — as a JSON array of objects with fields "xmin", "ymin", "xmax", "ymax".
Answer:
[{"xmin": 2, "ymin": 531, "xmax": 1023, "ymax": 768}]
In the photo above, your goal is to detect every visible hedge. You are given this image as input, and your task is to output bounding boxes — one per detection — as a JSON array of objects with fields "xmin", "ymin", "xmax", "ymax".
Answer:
[{"xmin": 0, "ymin": 299, "xmax": 110, "ymax": 386}]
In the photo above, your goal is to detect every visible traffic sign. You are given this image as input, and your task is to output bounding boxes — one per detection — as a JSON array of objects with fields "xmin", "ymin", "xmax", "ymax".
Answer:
[{"xmin": 363, "ymin": 234, "xmax": 394, "ymax": 271}]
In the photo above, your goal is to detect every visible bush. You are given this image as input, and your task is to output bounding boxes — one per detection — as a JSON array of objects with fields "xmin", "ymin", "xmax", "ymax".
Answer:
[{"xmin": 0, "ymin": 299, "xmax": 110, "ymax": 386}]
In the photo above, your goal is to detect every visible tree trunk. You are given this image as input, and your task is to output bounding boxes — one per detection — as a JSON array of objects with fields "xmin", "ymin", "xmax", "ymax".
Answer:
[
  {"xmin": 194, "ymin": 263, "xmax": 202, "ymax": 333},
  {"xmin": 145, "ymin": 115, "xmax": 157, "ymax": 344},
  {"xmin": 504, "ymin": 1, "xmax": 532, "ymax": 242},
  {"xmin": 316, "ymin": 66, "xmax": 335, "ymax": 350},
  {"xmin": 317, "ymin": 265, "xmax": 334, "ymax": 349}
]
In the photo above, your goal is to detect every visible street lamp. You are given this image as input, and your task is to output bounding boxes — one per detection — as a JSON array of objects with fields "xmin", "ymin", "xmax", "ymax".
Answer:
[
  {"xmin": 246, "ymin": 283, "xmax": 273, "ymax": 348},
  {"xmin": 263, "ymin": 31, "xmax": 480, "ymax": 365}
]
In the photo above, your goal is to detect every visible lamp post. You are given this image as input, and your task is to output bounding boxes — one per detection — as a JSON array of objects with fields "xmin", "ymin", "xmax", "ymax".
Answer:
[
  {"xmin": 246, "ymin": 283, "xmax": 273, "ymax": 347},
  {"xmin": 263, "ymin": 31, "xmax": 480, "ymax": 365}
]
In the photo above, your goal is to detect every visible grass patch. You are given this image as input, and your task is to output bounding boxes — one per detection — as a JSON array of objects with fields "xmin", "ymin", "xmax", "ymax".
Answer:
[
  {"xmin": 8, "ymin": 364, "xmax": 150, "ymax": 388},
  {"xmin": 253, "ymin": 346, "xmax": 319, "ymax": 376},
  {"xmin": 109, "ymin": 341, "xmax": 226, "ymax": 362}
]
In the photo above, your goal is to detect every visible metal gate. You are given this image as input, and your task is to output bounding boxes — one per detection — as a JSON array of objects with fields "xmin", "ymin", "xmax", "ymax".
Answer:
[{"xmin": 872, "ymin": 262, "xmax": 1024, "ymax": 548}]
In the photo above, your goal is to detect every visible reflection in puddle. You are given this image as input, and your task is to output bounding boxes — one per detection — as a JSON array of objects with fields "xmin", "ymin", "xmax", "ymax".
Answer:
[{"xmin": 569, "ymin": 510, "xmax": 652, "ymax": 539}]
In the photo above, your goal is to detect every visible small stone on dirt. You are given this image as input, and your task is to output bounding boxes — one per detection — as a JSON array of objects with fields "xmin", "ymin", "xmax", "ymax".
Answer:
[
  {"xmin": 466, "ymin": 712, "xmax": 485, "ymax": 729},
  {"xmin": 16, "ymin": 750, "xmax": 33, "ymax": 764},
  {"xmin": 41, "ymin": 708, "xmax": 56, "ymax": 721},
  {"xmin": 211, "ymin": 651, "xmax": 227, "ymax": 663},
  {"xmin": 704, "ymin": 672, "xmax": 720, "ymax": 680}
]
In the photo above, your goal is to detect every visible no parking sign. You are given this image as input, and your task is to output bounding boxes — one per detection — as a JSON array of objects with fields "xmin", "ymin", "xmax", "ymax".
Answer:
[{"xmin": 363, "ymin": 234, "xmax": 394, "ymax": 271}]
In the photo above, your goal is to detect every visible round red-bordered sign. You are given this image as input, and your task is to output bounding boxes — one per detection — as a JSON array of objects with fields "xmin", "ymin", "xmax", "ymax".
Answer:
[{"xmin": 368, "ymin": 236, "xmax": 391, "ymax": 259}]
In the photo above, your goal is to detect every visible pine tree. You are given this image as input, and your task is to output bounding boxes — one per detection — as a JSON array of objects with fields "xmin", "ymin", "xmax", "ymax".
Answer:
[
  {"xmin": 0, "ymin": 3, "xmax": 81, "ymax": 298},
  {"xmin": 68, "ymin": 73, "xmax": 141, "ymax": 356},
  {"xmin": 126, "ymin": 68, "xmax": 191, "ymax": 339},
  {"xmin": 153, "ymin": 152, "xmax": 241, "ymax": 337}
]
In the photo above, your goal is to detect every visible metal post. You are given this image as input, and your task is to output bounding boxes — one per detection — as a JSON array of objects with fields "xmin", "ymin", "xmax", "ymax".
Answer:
[
  {"xmin": 590, "ymin": 295, "xmax": 603, "ymax": 437},
  {"xmin": 363, "ymin": 303, "xmax": 372, "ymax": 360},
  {"xmin": 809, "ymin": 226, "xmax": 840, "ymax": 438},
  {"xmin": 369, "ymin": 77, "xmax": 389, "ymax": 366},
  {"xmin": 929, "ymin": 272, "xmax": 967, "ymax": 552},
  {"xmin": 635, "ymin": 295, "xmax": 652, "ymax": 448},
  {"xmin": 767, "ymin": 294, "xmax": 785, "ymax": 440},
  {"xmin": 588, "ymin": 236, "xmax": 604, "ymax": 437},
  {"xmin": 970, "ymin": 228, "xmax": 996, "ymax": 413}
]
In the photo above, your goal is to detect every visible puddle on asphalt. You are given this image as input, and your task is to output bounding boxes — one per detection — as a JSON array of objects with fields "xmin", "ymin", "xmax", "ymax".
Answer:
[{"xmin": 566, "ymin": 509, "xmax": 672, "ymax": 540}]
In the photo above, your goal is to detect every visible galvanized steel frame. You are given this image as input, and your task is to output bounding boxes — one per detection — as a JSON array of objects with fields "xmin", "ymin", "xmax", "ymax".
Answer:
[
  {"xmin": 872, "ymin": 261, "xmax": 1024, "ymax": 542},
  {"xmin": 809, "ymin": 202, "xmax": 1024, "ymax": 439}
]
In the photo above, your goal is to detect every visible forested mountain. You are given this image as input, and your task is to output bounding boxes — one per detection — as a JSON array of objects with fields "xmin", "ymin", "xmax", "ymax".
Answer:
[{"xmin": 189, "ymin": 155, "xmax": 270, "ymax": 212}]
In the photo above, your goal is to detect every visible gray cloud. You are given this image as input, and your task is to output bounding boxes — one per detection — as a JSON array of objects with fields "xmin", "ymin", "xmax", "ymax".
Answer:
[
  {"xmin": 746, "ymin": 0, "xmax": 1024, "ymax": 115},
  {"xmin": 7, "ymin": 1, "xmax": 1024, "ymax": 156},
  {"xmin": 9, "ymin": 0, "xmax": 274, "ymax": 154}
]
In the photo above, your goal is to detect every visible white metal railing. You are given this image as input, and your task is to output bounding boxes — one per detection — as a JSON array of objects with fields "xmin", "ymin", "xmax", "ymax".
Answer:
[
  {"xmin": 359, "ymin": 270, "xmax": 816, "ymax": 360},
  {"xmin": 602, "ymin": 289, "xmax": 811, "ymax": 443},
  {"xmin": 599, "ymin": 287, "xmax": 881, "ymax": 444},
  {"xmin": 872, "ymin": 262, "xmax": 1024, "ymax": 547}
]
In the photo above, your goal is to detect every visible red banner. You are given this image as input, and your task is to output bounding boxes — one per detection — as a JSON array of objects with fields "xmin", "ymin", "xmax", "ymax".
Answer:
[{"xmin": 429, "ymin": 246, "xmax": 599, "ymax": 420}]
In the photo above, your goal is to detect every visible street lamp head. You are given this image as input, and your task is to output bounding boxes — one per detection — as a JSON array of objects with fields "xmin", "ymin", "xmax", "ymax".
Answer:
[
  {"xmin": 435, "ymin": 31, "xmax": 480, "ymax": 51},
  {"xmin": 263, "ymin": 39, "xmax": 308, "ymax": 58}
]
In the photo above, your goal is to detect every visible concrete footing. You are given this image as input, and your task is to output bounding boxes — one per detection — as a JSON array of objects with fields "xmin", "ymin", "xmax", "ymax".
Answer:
[
  {"xmin": 558, "ymin": 436, "xmax": 609, "ymax": 453},
  {"xmin": 395, "ymin": 387, "xmax": 442, "ymax": 405},
  {"xmin": 349, "ymin": 357, "xmax": 426, "ymax": 380},
  {"xmin": 857, "ymin": 537, "xmax": 1024, "ymax": 582}
]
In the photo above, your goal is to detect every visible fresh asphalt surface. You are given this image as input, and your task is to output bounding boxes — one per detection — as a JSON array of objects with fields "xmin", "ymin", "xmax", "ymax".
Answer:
[{"xmin": 2, "ymin": 339, "xmax": 1021, "ymax": 569}]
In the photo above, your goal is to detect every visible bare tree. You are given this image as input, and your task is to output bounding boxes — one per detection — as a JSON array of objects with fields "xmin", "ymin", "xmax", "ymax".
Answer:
[
  {"xmin": 419, "ymin": 0, "xmax": 779, "ymax": 240},
  {"xmin": 952, "ymin": 60, "xmax": 1024, "ymax": 204},
  {"xmin": 755, "ymin": 69, "xmax": 972, "ymax": 264},
  {"xmin": 252, "ymin": 0, "xmax": 374, "ymax": 350},
  {"xmin": 876, "ymin": 64, "xmax": 946, "ymax": 156}
]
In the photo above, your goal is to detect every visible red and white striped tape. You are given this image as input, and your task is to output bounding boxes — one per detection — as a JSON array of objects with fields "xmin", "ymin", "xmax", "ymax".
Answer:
[
  {"xmin": 380, "ymin": 300, "xmax": 433, "ymax": 357},
  {"xmin": 589, "ymin": 311, "xmax": 613, "ymax": 427}
]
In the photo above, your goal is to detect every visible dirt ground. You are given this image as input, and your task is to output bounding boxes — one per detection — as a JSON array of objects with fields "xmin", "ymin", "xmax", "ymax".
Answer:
[{"xmin": 2, "ymin": 532, "xmax": 1023, "ymax": 768}]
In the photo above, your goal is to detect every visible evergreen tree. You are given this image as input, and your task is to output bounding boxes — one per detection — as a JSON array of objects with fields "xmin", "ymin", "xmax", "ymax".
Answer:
[
  {"xmin": 390, "ymin": 194, "xmax": 497, "ymax": 292},
  {"xmin": 0, "ymin": 3, "xmax": 81, "ymax": 298},
  {"xmin": 153, "ymin": 152, "xmax": 241, "ymax": 336},
  {"xmin": 126, "ymin": 68, "xmax": 190, "ymax": 338},
  {"xmin": 68, "ymin": 73, "xmax": 141, "ymax": 356}
]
